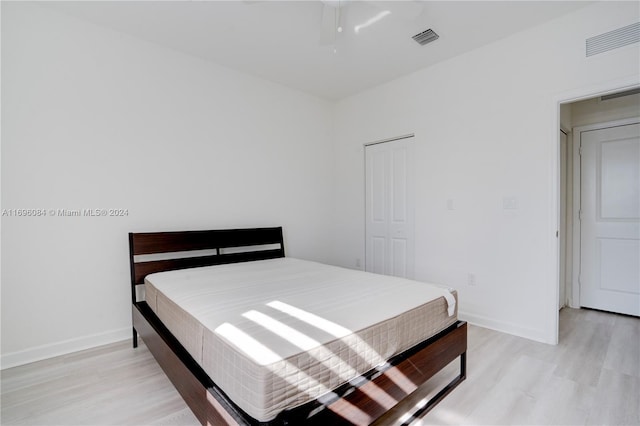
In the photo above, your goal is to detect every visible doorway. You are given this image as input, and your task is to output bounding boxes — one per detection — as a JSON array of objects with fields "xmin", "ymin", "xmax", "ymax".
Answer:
[{"xmin": 558, "ymin": 88, "xmax": 640, "ymax": 335}]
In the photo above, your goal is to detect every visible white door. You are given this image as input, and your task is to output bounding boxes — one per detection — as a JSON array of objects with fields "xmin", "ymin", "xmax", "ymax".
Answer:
[
  {"xmin": 365, "ymin": 137, "xmax": 415, "ymax": 278},
  {"xmin": 580, "ymin": 121, "xmax": 640, "ymax": 316}
]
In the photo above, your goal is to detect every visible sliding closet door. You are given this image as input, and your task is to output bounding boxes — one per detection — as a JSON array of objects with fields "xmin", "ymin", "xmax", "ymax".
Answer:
[{"xmin": 365, "ymin": 137, "xmax": 415, "ymax": 278}]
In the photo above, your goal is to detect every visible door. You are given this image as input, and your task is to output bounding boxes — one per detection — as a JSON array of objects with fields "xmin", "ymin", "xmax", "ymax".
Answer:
[
  {"xmin": 365, "ymin": 137, "xmax": 415, "ymax": 278},
  {"xmin": 580, "ymin": 121, "xmax": 640, "ymax": 316}
]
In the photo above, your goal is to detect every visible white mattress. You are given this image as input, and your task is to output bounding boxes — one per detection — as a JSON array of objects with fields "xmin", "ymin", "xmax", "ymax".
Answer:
[{"xmin": 145, "ymin": 257, "xmax": 457, "ymax": 422}]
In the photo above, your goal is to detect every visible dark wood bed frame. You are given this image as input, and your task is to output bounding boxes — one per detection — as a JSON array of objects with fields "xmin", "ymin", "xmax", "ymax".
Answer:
[{"xmin": 129, "ymin": 227, "xmax": 467, "ymax": 425}]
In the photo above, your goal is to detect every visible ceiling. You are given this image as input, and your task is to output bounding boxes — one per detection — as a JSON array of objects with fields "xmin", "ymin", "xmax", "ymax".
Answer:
[{"xmin": 42, "ymin": 1, "xmax": 592, "ymax": 100}]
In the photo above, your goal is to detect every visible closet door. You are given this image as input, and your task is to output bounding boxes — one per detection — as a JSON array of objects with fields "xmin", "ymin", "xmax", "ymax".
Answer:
[{"xmin": 365, "ymin": 137, "xmax": 415, "ymax": 278}]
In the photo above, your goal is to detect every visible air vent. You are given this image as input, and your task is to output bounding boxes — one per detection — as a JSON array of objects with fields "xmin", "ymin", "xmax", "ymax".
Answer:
[
  {"xmin": 601, "ymin": 87, "xmax": 640, "ymax": 101},
  {"xmin": 412, "ymin": 29, "xmax": 439, "ymax": 46},
  {"xmin": 586, "ymin": 22, "xmax": 640, "ymax": 57}
]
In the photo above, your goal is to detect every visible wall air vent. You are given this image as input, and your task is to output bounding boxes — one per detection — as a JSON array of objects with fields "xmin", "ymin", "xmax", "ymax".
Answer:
[
  {"xmin": 412, "ymin": 29, "xmax": 439, "ymax": 46},
  {"xmin": 586, "ymin": 22, "xmax": 640, "ymax": 57}
]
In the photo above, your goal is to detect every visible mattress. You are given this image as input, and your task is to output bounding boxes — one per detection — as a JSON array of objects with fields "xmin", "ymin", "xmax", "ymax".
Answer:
[{"xmin": 144, "ymin": 257, "xmax": 457, "ymax": 422}]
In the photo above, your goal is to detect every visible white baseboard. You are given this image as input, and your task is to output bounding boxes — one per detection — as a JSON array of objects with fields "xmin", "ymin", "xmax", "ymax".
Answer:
[
  {"xmin": 459, "ymin": 310, "xmax": 550, "ymax": 344},
  {"xmin": 1, "ymin": 327, "xmax": 131, "ymax": 370}
]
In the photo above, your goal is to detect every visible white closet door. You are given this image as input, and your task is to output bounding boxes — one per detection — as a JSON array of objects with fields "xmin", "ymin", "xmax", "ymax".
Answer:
[
  {"xmin": 580, "ymin": 122, "xmax": 640, "ymax": 316},
  {"xmin": 365, "ymin": 138, "xmax": 415, "ymax": 278}
]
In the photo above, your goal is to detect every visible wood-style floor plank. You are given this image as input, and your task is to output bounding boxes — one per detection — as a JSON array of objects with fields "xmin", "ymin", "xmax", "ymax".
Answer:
[
  {"xmin": 1, "ymin": 340, "xmax": 200, "ymax": 425},
  {"xmin": 2, "ymin": 308, "xmax": 638, "ymax": 425},
  {"xmin": 377, "ymin": 308, "xmax": 640, "ymax": 426}
]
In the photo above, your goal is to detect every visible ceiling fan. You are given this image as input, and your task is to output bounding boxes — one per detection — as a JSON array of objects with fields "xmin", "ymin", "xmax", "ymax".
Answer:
[{"xmin": 318, "ymin": 0, "xmax": 424, "ymax": 46}]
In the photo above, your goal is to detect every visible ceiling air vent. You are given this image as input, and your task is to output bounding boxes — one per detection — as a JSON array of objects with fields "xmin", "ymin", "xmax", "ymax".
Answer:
[
  {"xmin": 586, "ymin": 22, "xmax": 640, "ymax": 57},
  {"xmin": 412, "ymin": 29, "xmax": 439, "ymax": 46}
]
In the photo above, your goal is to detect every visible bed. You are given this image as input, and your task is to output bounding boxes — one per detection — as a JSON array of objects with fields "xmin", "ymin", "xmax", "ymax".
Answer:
[{"xmin": 129, "ymin": 227, "xmax": 466, "ymax": 425}]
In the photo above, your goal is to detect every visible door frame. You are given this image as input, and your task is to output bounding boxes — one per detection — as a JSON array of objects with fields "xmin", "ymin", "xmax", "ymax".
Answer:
[
  {"xmin": 559, "ymin": 128, "xmax": 569, "ymax": 310},
  {"xmin": 550, "ymin": 76, "xmax": 639, "ymax": 345},
  {"xmin": 570, "ymin": 117, "xmax": 640, "ymax": 309}
]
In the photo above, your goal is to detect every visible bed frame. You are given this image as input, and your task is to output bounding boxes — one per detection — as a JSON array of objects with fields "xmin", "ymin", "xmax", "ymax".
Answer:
[{"xmin": 129, "ymin": 227, "xmax": 466, "ymax": 425}]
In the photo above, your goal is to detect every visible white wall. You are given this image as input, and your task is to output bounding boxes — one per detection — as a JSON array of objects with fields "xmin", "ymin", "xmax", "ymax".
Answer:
[
  {"xmin": 1, "ymin": 3, "xmax": 334, "ymax": 367},
  {"xmin": 332, "ymin": 2, "xmax": 639, "ymax": 343}
]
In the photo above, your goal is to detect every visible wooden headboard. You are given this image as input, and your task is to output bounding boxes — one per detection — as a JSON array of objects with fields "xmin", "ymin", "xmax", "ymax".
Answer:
[{"xmin": 129, "ymin": 227, "xmax": 285, "ymax": 303}]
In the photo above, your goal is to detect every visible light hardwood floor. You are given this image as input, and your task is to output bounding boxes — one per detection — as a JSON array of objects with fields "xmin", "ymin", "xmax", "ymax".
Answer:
[{"xmin": 2, "ymin": 308, "xmax": 638, "ymax": 425}]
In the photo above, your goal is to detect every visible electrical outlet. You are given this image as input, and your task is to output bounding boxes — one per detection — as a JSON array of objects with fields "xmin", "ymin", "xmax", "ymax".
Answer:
[
  {"xmin": 356, "ymin": 258, "xmax": 361, "ymax": 268},
  {"xmin": 467, "ymin": 273, "xmax": 476, "ymax": 286}
]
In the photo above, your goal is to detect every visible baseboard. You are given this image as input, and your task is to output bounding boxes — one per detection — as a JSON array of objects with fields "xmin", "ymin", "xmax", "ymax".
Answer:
[
  {"xmin": 1, "ymin": 327, "xmax": 131, "ymax": 370},
  {"xmin": 458, "ymin": 310, "xmax": 550, "ymax": 344}
]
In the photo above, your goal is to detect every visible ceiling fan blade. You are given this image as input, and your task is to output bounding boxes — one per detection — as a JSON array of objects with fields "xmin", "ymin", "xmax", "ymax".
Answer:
[{"xmin": 366, "ymin": 0, "xmax": 423, "ymax": 21}]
